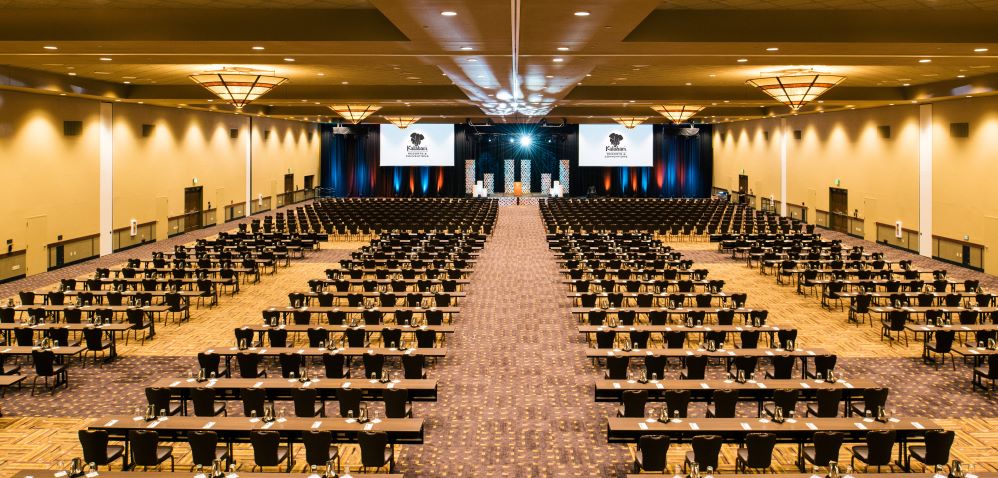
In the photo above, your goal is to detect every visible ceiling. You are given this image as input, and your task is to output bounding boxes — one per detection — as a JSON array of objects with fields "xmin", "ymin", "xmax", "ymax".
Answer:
[{"xmin": 0, "ymin": 0, "xmax": 996, "ymax": 124}]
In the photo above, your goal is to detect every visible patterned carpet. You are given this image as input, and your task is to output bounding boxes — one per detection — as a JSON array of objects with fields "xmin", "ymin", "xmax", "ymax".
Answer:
[{"xmin": 398, "ymin": 204, "xmax": 631, "ymax": 477}]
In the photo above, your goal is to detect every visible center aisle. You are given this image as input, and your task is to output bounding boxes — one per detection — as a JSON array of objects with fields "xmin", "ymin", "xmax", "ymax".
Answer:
[{"xmin": 401, "ymin": 203, "xmax": 629, "ymax": 477}]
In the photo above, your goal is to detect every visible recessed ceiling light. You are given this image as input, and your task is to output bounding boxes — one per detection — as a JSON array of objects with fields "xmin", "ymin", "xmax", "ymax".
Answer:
[
  {"xmin": 557, "ymin": 47, "xmax": 570, "ymax": 51},
  {"xmin": 585, "ymin": 74, "xmax": 591, "ymax": 77},
  {"xmin": 59, "ymin": 93, "xmax": 66, "ymax": 96},
  {"xmin": 341, "ymin": 81, "xmax": 349, "ymax": 85},
  {"xmin": 574, "ymin": 11, "xmax": 590, "ymax": 16},
  {"xmin": 766, "ymin": 47, "xmax": 779, "ymax": 51},
  {"xmin": 467, "ymin": 58, "xmax": 478, "ymax": 62},
  {"xmin": 252, "ymin": 46, "xmax": 265, "ymax": 50},
  {"xmin": 957, "ymin": 74, "xmax": 966, "ymax": 78},
  {"xmin": 317, "ymin": 73, "xmax": 325, "ymax": 76},
  {"xmin": 685, "ymin": 82, "xmax": 692, "ymax": 86},
  {"xmin": 628, "ymin": 100, "xmax": 635, "ymax": 103},
  {"xmin": 974, "ymin": 48, "xmax": 988, "ymax": 52},
  {"xmin": 138, "ymin": 101, "xmax": 144, "ymax": 104},
  {"xmin": 460, "ymin": 46, "xmax": 474, "ymax": 51},
  {"xmin": 440, "ymin": 11, "xmax": 457, "ymax": 16},
  {"xmin": 207, "ymin": 99, "xmax": 214, "ymax": 102},
  {"xmin": 284, "ymin": 58, "xmax": 295, "ymax": 62},
  {"xmin": 68, "ymin": 72, "xmax": 77, "ymax": 76},
  {"xmin": 708, "ymin": 74, "xmax": 716, "ymax": 77},
  {"xmin": 44, "ymin": 45, "xmax": 58, "ymax": 50},
  {"xmin": 545, "ymin": 75, "xmax": 554, "ymax": 78},
  {"xmin": 99, "ymin": 57, "xmax": 112, "ymax": 61},
  {"xmin": 903, "ymin": 83, "xmax": 911, "ymax": 86},
  {"xmin": 737, "ymin": 58, "xmax": 748, "ymax": 63},
  {"xmin": 553, "ymin": 58, "xmax": 564, "ymax": 62},
  {"xmin": 919, "ymin": 59, "xmax": 931, "ymax": 63},
  {"xmin": 123, "ymin": 81, "xmax": 131, "ymax": 84}
]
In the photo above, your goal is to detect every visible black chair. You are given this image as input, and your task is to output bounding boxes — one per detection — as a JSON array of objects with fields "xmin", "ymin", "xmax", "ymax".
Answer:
[
  {"xmin": 802, "ymin": 431, "xmax": 845, "ymax": 468},
  {"xmin": 736, "ymin": 433, "xmax": 777, "ymax": 472},
  {"xmin": 684, "ymin": 434, "xmax": 723, "ymax": 471},
  {"xmin": 235, "ymin": 327, "xmax": 259, "ymax": 348},
  {"xmin": 402, "ymin": 353, "xmax": 427, "ymax": 379},
  {"xmin": 307, "ymin": 328, "xmax": 330, "ymax": 348},
  {"xmin": 924, "ymin": 330, "xmax": 956, "ymax": 370},
  {"xmin": 664, "ymin": 389, "xmax": 691, "ymax": 418},
  {"xmin": 363, "ymin": 353, "xmax": 385, "ymax": 380},
  {"xmin": 191, "ymin": 387, "xmax": 227, "ymax": 417},
  {"xmin": 849, "ymin": 387, "xmax": 888, "ymax": 417},
  {"xmin": 187, "ymin": 430, "xmax": 229, "ymax": 471},
  {"xmin": 128, "ymin": 429, "xmax": 174, "ymax": 471},
  {"xmin": 241, "ymin": 387, "xmax": 267, "ymax": 417},
  {"xmin": 729, "ymin": 356, "xmax": 758, "ymax": 380},
  {"xmin": 973, "ymin": 354, "xmax": 998, "ymax": 393},
  {"xmin": 805, "ymin": 354, "xmax": 837, "ymax": 380},
  {"xmin": 322, "ymin": 353, "xmax": 350, "ymax": 379},
  {"xmin": 594, "ymin": 330, "xmax": 616, "ymax": 349},
  {"xmin": 345, "ymin": 328, "xmax": 369, "ymax": 348},
  {"xmin": 605, "ymin": 355, "xmax": 629, "ymax": 380},
  {"xmin": 145, "ymin": 387, "xmax": 182, "ymax": 416},
  {"xmin": 338, "ymin": 387, "xmax": 363, "ymax": 418},
  {"xmin": 250, "ymin": 430, "xmax": 292, "ymax": 472},
  {"xmin": 634, "ymin": 435, "xmax": 669, "ymax": 473},
  {"xmin": 13, "ymin": 327, "xmax": 34, "ymax": 347},
  {"xmin": 279, "ymin": 352, "xmax": 303, "ymax": 378},
  {"xmin": 31, "ymin": 349, "xmax": 68, "ymax": 395},
  {"xmin": 302, "ymin": 430, "xmax": 340, "ymax": 474},
  {"xmin": 125, "ymin": 308, "xmax": 153, "ymax": 345},
  {"xmin": 78, "ymin": 429, "xmax": 125, "ymax": 471},
  {"xmin": 267, "ymin": 328, "xmax": 289, "ymax": 348},
  {"xmin": 83, "ymin": 327, "xmax": 114, "ymax": 367},
  {"xmin": 706, "ymin": 389, "xmax": 738, "ymax": 418},
  {"xmin": 645, "ymin": 355, "xmax": 667, "ymax": 381},
  {"xmin": 384, "ymin": 388, "xmax": 413, "ymax": 418},
  {"xmin": 237, "ymin": 352, "xmax": 267, "ymax": 378},
  {"xmin": 681, "ymin": 355, "xmax": 708, "ymax": 380},
  {"xmin": 292, "ymin": 387, "xmax": 325, "ymax": 417},
  {"xmin": 806, "ymin": 388, "xmax": 842, "ymax": 418},
  {"xmin": 908, "ymin": 429, "xmax": 955, "ymax": 471},
  {"xmin": 358, "ymin": 430, "xmax": 395, "ymax": 473},
  {"xmin": 881, "ymin": 310, "xmax": 909, "ymax": 346},
  {"xmin": 414, "ymin": 329, "xmax": 437, "ymax": 348},
  {"xmin": 763, "ymin": 388, "xmax": 799, "ymax": 419},
  {"xmin": 765, "ymin": 355, "xmax": 796, "ymax": 380},
  {"xmin": 198, "ymin": 352, "xmax": 229, "ymax": 378},
  {"xmin": 739, "ymin": 330, "xmax": 760, "ymax": 349},
  {"xmin": 851, "ymin": 429, "xmax": 896, "ymax": 472},
  {"xmin": 617, "ymin": 390, "xmax": 647, "ymax": 417}
]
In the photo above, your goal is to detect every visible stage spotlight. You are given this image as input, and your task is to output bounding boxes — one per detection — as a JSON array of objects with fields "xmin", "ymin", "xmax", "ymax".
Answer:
[{"xmin": 519, "ymin": 134, "xmax": 533, "ymax": 147}]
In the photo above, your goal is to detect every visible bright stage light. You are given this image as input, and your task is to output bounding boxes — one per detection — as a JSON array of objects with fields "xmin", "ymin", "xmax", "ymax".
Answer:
[{"xmin": 519, "ymin": 134, "xmax": 533, "ymax": 147}]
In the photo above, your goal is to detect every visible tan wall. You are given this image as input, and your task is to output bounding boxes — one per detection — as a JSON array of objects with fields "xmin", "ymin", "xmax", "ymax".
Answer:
[
  {"xmin": 0, "ymin": 89, "xmax": 320, "ymax": 277},
  {"xmin": 250, "ymin": 117, "xmax": 321, "ymax": 203},
  {"xmin": 0, "ymin": 90, "xmax": 100, "ymax": 275},
  {"xmin": 713, "ymin": 96, "xmax": 998, "ymax": 271},
  {"xmin": 932, "ymin": 95, "xmax": 998, "ymax": 272}
]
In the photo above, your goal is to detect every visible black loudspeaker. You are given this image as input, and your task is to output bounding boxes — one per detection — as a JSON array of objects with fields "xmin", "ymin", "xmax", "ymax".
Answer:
[
  {"xmin": 793, "ymin": 130, "xmax": 802, "ymax": 140},
  {"xmin": 63, "ymin": 120, "xmax": 83, "ymax": 136},
  {"xmin": 230, "ymin": 128, "xmax": 239, "ymax": 139},
  {"xmin": 950, "ymin": 123, "xmax": 969, "ymax": 138},
  {"xmin": 263, "ymin": 130, "xmax": 271, "ymax": 140},
  {"xmin": 877, "ymin": 125, "xmax": 891, "ymax": 139},
  {"xmin": 142, "ymin": 124, "xmax": 155, "ymax": 137}
]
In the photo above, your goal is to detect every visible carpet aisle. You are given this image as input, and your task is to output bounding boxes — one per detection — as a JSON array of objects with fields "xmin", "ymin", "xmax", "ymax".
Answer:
[{"xmin": 401, "ymin": 204, "xmax": 629, "ymax": 477}]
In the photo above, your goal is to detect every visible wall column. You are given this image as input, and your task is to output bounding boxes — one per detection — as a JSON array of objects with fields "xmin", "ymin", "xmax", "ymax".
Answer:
[
  {"xmin": 246, "ymin": 117, "xmax": 253, "ymax": 215},
  {"xmin": 779, "ymin": 118, "xmax": 788, "ymax": 217},
  {"xmin": 918, "ymin": 104, "xmax": 933, "ymax": 257},
  {"xmin": 99, "ymin": 102, "xmax": 113, "ymax": 256}
]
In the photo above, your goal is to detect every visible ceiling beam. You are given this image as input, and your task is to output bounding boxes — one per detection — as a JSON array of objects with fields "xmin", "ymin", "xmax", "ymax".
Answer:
[
  {"xmin": 625, "ymin": 9, "xmax": 998, "ymax": 43},
  {"xmin": 127, "ymin": 85, "xmax": 471, "ymax": 102},
  {"xmin": 563, "ymin": 85, "xmax": 907, "ymax": 102},
  {"xmin": 0, "ymin": 8, "xmax": 408, "ymax": 42}
]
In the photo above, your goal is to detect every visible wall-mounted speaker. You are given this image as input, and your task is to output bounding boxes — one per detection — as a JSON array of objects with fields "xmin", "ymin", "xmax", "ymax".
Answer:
[
  {"xmin": 263, "ymin": 130, "xmax": 271, "ymax": 140},
  {"xmin": 230, "ymin": 128, "xmax": 239, "ymax": 139},
  {"xmin": 63, "ymin": 120, "xmax": 83, "ymax": 136},
  {"xmin": 877, "ymin": 125, "xmax": 891, "ymax": 139},
  {"xmin": 950, "ymin": 122, "xmax": 969, "ymax": 138},
  {"xmin": 141, "ymin": 124, "xmax": 155, "ymax": 137},
  {"xmin": 793, "ymin": 130, "xmax": 802, "ymax": 140}
]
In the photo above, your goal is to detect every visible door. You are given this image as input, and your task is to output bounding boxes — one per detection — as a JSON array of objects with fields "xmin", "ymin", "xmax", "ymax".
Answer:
[
  {"xmin": 737, "ymin": 175, "xmax": 749, "ymax": 205},
  {"xmin": 303, "ymin": 175, "xmax": 314, "ymax": 190},
  {"xmin": 184, "ymin": 186, "xmax": 203, "ymax": 231},
  {"xmin": 284, "ymin": 174, "xmax": 295, "ymax": 193},
  {"xmin": 829, "ymin": 187, "xmax": 848, "ymax": 233}
]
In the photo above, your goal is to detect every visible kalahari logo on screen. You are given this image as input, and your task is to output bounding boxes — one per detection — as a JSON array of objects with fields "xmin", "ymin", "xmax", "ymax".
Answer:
[
  {"xmin": 606, "ymin": 132, "xmax": 626, "ymax": 151},
  {"xmin": 408, "ymin": 132, "xmax": 427, "ymax": 150}
]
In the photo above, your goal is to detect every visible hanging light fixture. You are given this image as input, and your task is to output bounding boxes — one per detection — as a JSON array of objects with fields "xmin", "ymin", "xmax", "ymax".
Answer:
[
  {"xmin": 746, "ymin": 69, "xmax": 845, "ymax": 111},
  {"xmin": 383, "ymin": 116, "xmax": 422, "ymax": 129},
  {"xmin": 189, "ymin": 67, "xmax": 288, "ymax": 109},
  {"xmin": 650, "ymin": 105, "xmax": 705, "ymax": 123},
  {"xmin": 611, "ymin": 116, "xmax": 649, "ymax": 129},
  {"xmin": 329, "ymin": 104, "xmax": 382, "ymax": 124}
]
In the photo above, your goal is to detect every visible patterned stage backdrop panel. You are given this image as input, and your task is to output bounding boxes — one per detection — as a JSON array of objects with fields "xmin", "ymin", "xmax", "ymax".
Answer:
[
  {"xmin": 519, "ymin": 160, "xmax": 531, "ymax": 193},
  {"xmin": 484, "ymin": 173, "xmax": 495, "ymax": 195},
  {"xmin": 559, "ymin": 159, "xmax": 571, "ymax": 192},
  {"xmin": 504, "ymin": 159, "xmax": 515, "ymax": 194},
  {"xmin": 465, "ymin": 159, "xmax": 475, "ymax": 194},
  {"xmin": 540, "ymin": 173, "xmax": 551, "ymax": 195}
]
